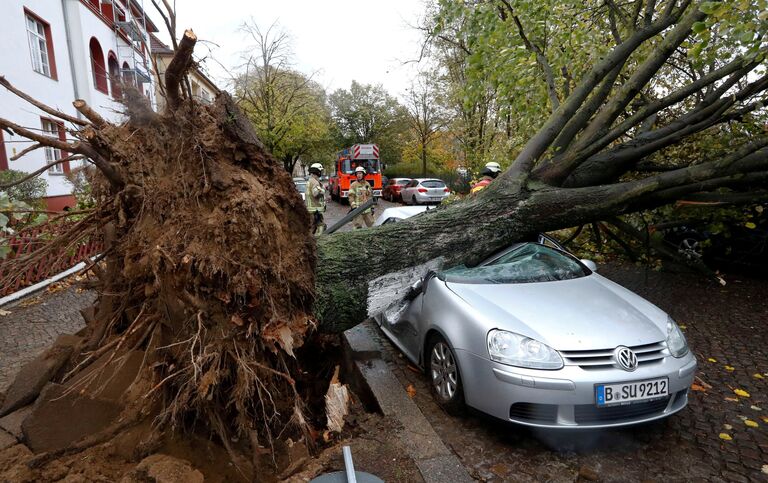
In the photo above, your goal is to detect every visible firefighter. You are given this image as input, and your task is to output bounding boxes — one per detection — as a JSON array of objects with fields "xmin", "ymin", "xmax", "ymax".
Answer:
[
  {"xmin": 470, "ymin": 161, "xmax": 502, "ymax": 194},
  {"xmin": 348, "ymin": 166, "xmax": 374, "ymax": 228},
  {"xmin": 306, "ymin": 163, "xmax": 326, "ymax": 234}
]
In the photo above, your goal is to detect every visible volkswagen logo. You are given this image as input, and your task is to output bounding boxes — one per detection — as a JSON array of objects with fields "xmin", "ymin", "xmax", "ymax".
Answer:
[{"xmin": 614, "ymin": 346, "xmax": 638, "ymax": 371}]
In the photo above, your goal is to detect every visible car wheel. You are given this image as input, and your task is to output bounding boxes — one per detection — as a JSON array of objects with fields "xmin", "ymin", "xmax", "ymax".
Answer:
[
  {"xmin": 677, "ymin": 233, "xmax": 704, "ymax": 261},
  {"xmin": 427, "ymin": 334, "xmax": 465, "ymax": 415}
]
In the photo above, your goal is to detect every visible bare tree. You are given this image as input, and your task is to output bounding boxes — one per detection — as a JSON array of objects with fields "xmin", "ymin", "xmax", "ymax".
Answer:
[{"xmin": 404, "ymin": 72, "xmax": 449, "ymax": 177}]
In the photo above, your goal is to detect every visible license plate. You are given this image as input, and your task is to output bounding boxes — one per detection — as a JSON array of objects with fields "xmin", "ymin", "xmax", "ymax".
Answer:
[
  {"xmin": 595, "ymin": 377, "xmax": 668, "ymax": 407},
  {"xmin": 430, "ymin": 197, "xmax": 442, "ymax": 201}
]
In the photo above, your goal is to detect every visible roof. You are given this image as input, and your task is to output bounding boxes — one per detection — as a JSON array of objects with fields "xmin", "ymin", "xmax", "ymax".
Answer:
[{"xmin": 149, "ymin": 33, "xmax": 174, "ymax": 55}]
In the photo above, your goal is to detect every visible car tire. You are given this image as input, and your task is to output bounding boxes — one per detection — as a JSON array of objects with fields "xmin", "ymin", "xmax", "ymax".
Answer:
[
  {"xmin": 676, "ymin": 232, "xmax": 705, "ymax": 262},
  {"xmin": 426, "ymin": 334, "xmax": 465, "ymax": 415}
]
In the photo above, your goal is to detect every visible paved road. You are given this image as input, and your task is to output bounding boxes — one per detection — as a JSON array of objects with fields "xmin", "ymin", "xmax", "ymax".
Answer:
[
  {"xmin": 323, "ymin": 196, "xmax": 399, "ymax": 232},
  {"xmin": 381, "ymin": 264, "xmax": 768, "ymax": 482},
  {"xmin": 0, "ymin": 286, "xmax": 92, "ymax": 392}
]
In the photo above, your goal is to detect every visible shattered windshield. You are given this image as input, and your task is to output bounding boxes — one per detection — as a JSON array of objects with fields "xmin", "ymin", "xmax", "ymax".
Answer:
[{"xmin": 440, "ymin": 243, "xmax": 589, "ymax": 284}]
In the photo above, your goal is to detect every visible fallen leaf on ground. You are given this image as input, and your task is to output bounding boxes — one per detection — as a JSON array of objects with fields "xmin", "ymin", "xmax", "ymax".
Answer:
[
  {"xmin": 762, "ymin": 464, "xmax": 768, "ymax": 475},
  {"xmin": 0, "ymin": 309, "xmax": 10, "ymax": 316},
  {"xmin": 718, "ymin": 433, "xmax": 732, "ymax": 441},
  {"xmin": 406, "ymin": 384, "xmax": 416, "ymax": 399},
  {"xmin": 724, "ymin": 365, "xmax": 735, "ymax": 371},
  {"xmin": 725, "ymin": 397, "xmax": 740, "ymax": 402},
  {"xmin": 679, "ymin": 325, "xmax": 687, "ymax": 330},
  {"xmin": 734, "ymin": 389, "xmax": 751, "ymax": 398},
  {"xmin": 754, "ymin": 373, "xmax": 764, "ymax": 379},
  {"xmin": 751, "ymin": 405, "xmax": 762, "ymax": 411},
  {"xmin": 691, "ymin": 383, "xmax": 707, "ymax": 392},
  {"xmin": 745, "ymin": 419, "xmax": 759, "ymax": 428},
  {"xmin": 723, "ymin": 423, "xmax": 733, "ymax": 430},
  {"xmin": 762, "ymin": 416, "xmax": 768, "ymax": 424},
  {"xmin": 406, "ymin": 364, "xmax": 421, "ymax": 374},
  {"xmin": 707, "ymin": 358, "xmax": 718, "ymax": 363}
]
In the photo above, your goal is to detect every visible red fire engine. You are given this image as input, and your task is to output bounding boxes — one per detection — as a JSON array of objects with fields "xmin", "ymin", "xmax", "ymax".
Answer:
[{"xmin": 328, "ymin": 144, "xmax": 383, "ymax": 202}]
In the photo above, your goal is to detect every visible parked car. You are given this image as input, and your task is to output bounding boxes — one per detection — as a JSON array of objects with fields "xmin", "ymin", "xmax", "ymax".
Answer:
[
  {"xmin": 400, "ymin": 178, "xmax": 450, "ymax": 205},
  {"xmin": 293, "ymin": 178, "xmax": 307, "ymax": 201},
  {"xmin": 373, "ymin": 205, "xmax": 431, "ymax": 226},
  {"xmin": 655, "ymin": 202, "xmax": 768, "ymax": 273},
  {"xmin": 381, "ymin": 178, "xmax": 412, "ymax": 202},
  {"xmin": 375, "ymin": 235, "xmax": 696, "ymax": 428}
]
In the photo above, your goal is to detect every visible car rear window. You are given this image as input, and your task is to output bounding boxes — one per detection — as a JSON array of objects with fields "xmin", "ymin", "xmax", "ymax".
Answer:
[
  {"xmin": 439, "ymin": 243, "xmax": 588, "ymax": 284},
  {"xmin": 396, "ymin": 179, "xmax": 411, "ymax": 185},
  {"xmin": 421, "ymin": 180, "xmax": 445, "ymax": 188}
]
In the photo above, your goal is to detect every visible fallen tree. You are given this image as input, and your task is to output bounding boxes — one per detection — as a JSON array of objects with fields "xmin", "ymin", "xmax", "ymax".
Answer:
[{"xmin": 0, "ymin": 0, "xmax": 766, "ymax": 475}]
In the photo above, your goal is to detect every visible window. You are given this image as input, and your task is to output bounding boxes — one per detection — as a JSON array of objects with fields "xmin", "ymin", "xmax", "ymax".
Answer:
[
  {"xmin": 201, "ymin": 89, "xmax": 211, "ymax": 103},
  {"xmin": 41, "ymin": 119, "xmax": 66, "ymax": 174},
  {"xmin": 122, "ymin": 61, "xmax": 134, "ymax": 86},
  {"xmin": 25, "ymin": 11, "xmax": 57, "ymax": 79},
  {"xmin": 108, "ymin": 53, "xmax": 121, "ymax": 98},
  {"xmin": 89, "ymin": 37, "xmax": 108, "ymax": 93}
]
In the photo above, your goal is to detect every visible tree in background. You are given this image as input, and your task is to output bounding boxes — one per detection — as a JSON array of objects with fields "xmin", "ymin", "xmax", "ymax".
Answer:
[
  {"xmin": 403, "ymin": 72, "xmax": 450, "ymax": 177},
  {"xmin": 234, "ymin": 21, "xmax": 333, "ymax": 174},
  {"xmin": 329, "ymin": 81, "xmax": 410, "ymax": 164},
  {"xmin": 0, "ymin": 169, "xmax": 47, "ymax": 205}
]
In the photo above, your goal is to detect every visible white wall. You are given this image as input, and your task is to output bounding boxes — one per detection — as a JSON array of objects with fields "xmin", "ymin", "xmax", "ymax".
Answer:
[
  {"xmin": 0, "ymin": 0, "xmax": 156, "ymax": 200},
  {"xmin": 0, "ymin": 0, "xmax": 79, "ymax": 197}
]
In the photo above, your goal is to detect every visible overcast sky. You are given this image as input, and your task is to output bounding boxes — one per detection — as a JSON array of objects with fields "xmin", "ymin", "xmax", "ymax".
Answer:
[{"xmin": 155, "ymin": 0, "xmax": 429, "ymax": 98}]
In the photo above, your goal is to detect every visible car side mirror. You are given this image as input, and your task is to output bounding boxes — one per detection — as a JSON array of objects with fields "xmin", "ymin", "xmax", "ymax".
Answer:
[
  {"xmin": 405, "ymin": 279, "xmax": 424, "ymax": 301},
  {"xmin": 581, "ymin": 259, "xmax": 598, "ymax": 272}
]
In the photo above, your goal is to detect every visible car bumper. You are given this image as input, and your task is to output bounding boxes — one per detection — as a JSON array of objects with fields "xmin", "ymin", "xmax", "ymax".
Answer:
[
  {"xmin": 454, "ymin": 349, "xmax": 697, "ymax": 428},
  {"xmin": 414, "ymin": 192, "xmax": 448, "ymax": 204}
]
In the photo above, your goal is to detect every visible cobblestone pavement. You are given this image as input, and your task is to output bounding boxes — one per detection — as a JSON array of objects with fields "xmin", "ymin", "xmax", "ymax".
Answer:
[
  {"xmin": 0, "ymin": 286, "xmax": 94, "ymax": 392},
  {"xmin": 378, "ymin": 264, "xmax": 768, "ymax": 482}
]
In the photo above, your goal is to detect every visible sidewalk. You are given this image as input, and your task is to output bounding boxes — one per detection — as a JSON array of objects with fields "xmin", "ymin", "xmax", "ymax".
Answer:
[{"xmin": 0, "ymin": 286, "xmax": 93, "ymax": 392}]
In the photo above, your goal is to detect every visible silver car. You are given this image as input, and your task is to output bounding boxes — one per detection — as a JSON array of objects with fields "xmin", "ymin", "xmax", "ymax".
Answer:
[
  {"xmin": 376, "ymin": 238, "xmax": 696, "ymax": 428},
  {"xmin": 400, "ymin": 178, "xmax": 450, "ymax": 205}
]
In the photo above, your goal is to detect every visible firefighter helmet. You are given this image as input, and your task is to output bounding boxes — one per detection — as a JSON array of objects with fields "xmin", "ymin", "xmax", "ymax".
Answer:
[
  {"xmin": 354, "ymin": 166, "xmax": 367, "ymax": 175},
  {"xmin": 309, "ymin": 163, "xmax": 323, "ymax": 175},
  {"xmin": 484, "ymin": 161, "xmax": 502, "ymax": 173}
]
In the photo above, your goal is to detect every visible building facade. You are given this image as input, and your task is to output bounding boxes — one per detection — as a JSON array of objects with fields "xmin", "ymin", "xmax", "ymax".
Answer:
[{"xmin": 0, "ymin": 0, "xmax": 158, "ymax": 210}]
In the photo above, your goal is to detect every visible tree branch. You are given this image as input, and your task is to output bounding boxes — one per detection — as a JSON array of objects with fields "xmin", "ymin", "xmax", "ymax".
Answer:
[
  {"xmin": 501, "ymin": 9, "xmax": 683, "ymax": 180},
  {"xmin": 0, "ymin": 76, "xmax": 88, "ymax": 126},
  {"xmin": 73, "ymin": 100, "xmax": 107, "ymax": 128},
  {"xmin": 0, "ymin": 154, "xmax": 85, "ymax": 190},
  {"xmin": 165, "ymin": 29, "xmax": 197, "ymax": 113}
]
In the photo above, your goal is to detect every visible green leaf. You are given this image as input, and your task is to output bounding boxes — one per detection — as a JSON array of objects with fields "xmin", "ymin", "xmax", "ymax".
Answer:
[
  {"xmin": 0, "ymin": 213, "xmax": 8, "ymax": 228},
  {"xmin": 700, "ymin": 1, "xmax": 722, "ymax": 15},
  {"xmin": 0, "ymin": 243, "xmax": 9, "ymax": 260},
  {"xmin": 692, "ymin": 21, "xmax": 708, "ymax": 33}
]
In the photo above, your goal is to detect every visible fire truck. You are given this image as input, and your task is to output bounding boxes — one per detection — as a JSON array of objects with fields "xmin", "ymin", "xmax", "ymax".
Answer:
[{"xmin": 328, "ymin": 144, "xmax": 383, "ymax": 202}]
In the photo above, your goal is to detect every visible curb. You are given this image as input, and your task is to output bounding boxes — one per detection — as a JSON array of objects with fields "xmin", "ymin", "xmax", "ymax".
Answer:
[
  {"xmin": 0, "ymin": 260, "xmax": 88, "ymax": 308},
  {"xmin": 343, "ymin": 320, "xmax": 473, "ymax": 483}
]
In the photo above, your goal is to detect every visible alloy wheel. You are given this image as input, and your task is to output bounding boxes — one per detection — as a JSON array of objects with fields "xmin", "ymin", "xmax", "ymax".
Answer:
[{"xmin": 430, "ymin": 341, "xmax": 457, "ymax": 401}]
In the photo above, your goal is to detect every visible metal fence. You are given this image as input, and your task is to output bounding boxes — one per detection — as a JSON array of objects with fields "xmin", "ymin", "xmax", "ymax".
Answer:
[{"xmin": 0, "ymin": 224, "xmax": 102, "ymax": 296}]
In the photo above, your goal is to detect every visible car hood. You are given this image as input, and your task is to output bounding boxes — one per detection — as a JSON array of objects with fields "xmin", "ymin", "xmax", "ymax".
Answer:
[{"xmin": 445, "ymin": 274, "xmax": 668, "ymax": 350}]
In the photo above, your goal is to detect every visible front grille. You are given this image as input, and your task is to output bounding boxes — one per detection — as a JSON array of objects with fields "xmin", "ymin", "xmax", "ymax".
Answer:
[
  {"xmin": 574, "ymin": 396, "xmax": 671, "ymax": 424},
  {"xmin": 561, "ymin": 342, "xmax": 667, "ymax": 370},
  {"xmin": 509, "ymin": 403, "xmax": 558, "ymax": 424}
]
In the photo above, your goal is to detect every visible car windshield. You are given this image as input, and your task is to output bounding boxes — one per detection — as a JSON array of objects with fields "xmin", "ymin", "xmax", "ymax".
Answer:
[
  {"xmin": 439, "ymin": 243, "xmax": 589, "ymax": 284},
  {"xmin": 342, "ymin": 159, "xmax": 380, "ymax": 174},
  {"xmin": 421, "ymin": 180, "xmax": 445, "ymax": 188},
  {"xmin": 396, "ymin": 179, "xmax": 411, "ymax": 185},
  {"xmin": 294, "ymin": 182, "xmax": 307, "ymax": 193}
]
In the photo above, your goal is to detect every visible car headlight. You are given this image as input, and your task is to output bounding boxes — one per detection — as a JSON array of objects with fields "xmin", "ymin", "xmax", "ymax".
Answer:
[
  {"xmin": 666, "ymin": 318, "xmax": 689, "ymax": 358},
  {"xmin": 487, "ymin": 329, "xmax": 563, "ymax": 370}
]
